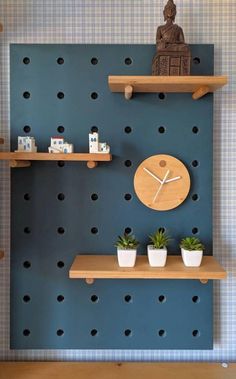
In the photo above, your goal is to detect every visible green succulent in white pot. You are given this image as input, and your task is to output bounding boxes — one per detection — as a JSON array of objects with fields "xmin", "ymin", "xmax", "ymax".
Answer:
[
  {"xmin": 180, "ymin": 237, "xmax": 204, "ymax": 267},
  {"xmin": 115, "ymin": 233, "xmax": 139, "ymax": 267},
  {"xmin": 147, "ymin": 229, "xmax": 171, "ymax": 267}
]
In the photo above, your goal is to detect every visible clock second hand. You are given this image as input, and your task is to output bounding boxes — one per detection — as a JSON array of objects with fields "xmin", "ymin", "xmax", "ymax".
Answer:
[{"xmin": 153, "ymin": 169, "xmax": 170, "ymax": 203}]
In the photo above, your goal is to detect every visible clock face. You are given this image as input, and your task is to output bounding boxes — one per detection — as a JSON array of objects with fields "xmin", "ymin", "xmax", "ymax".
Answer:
[{"xmin": 134, "ymin": 154, "xmax": 190, "ymax": 211}]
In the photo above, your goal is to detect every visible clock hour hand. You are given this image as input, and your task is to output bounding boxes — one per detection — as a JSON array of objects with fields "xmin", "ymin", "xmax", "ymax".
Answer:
[
  {"xmin": 143, "ymin": 167, "xmax": 162, "ymax": 184},
  {"xmin": 153, "ymin": 169, "xmax": 170, "ymax": 203},
  {"xmin": 165, "ymin": 176, "xmax": 181, "ymax": 183}
]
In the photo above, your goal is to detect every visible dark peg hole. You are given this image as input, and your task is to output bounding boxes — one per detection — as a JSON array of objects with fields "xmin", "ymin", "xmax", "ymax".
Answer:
[
  {"xmin": 57, "ymin": 193, "xmax": 65, "ymax": 201},
  {"xmin": 158, "ymin": 92, "xmax": 166, "ymax": 100},
  {"xmin": 125, "ymin": 227, "xmax": 132, "ymax": 234},
  {"xmin": 192, "ymin": 296, "xmax": 200, "ymax": 303},
  {"xmin": 57, "ymin": 261, "xmax": 65, "ymax": 269},
  {"xmin": 124, "ymin": 126, "xmax": 132, "ymax": 134},
  {"xmin": 57, "ymin": 92, "xmax": 64, "ymax": 99},
  {"xmin": 192, "ymin": 160, "xmax": 199, "ymax": 167},
  {"xmin": 124, "ymin": 193, "xmax": 132, "ymax": 201},
  {"xmin": 91, "ymin": 92, "xmax": 98, "ymax": 100},
  {"xmin": 57, "ymin": 57, "xmax": 64, "ymax": 65},
  {"xmin": 24, "ymin": 193, "xmax": 30, "ymax": 201},
  {"xmin": 158, "ymin": 295, "xmax": 166, "ymax": 303},
  {"xmin": 24, "ymin": 227, "xmax": 31, "ymax": 234},
  {"xmin": 124, "ymin": 329, "xmax": 132, "ymax": 337},
  {"xmin": 23, "ymin": 261, "xmax": 31, "ymax": 269},
  {"xmin": 23, "ymin": 125, "xmax": 31, "ymax": 133},
  {"xmin": 91, "ymin": 227, "xmax": 98, "ymax": 235},
  {"xmin": 23, "ymin": 295, "xmax": 31, "ymax": 303},
  {"xmin": 158, "ymin": 329, "xmax": 166, "ymax": 337},
  {"xmin": 91, "ymin": 329, "xmax": 98, "ymax": 337},
  {"xmin": 158, "ymin": 227, "xmax": 166, "ymax": 233},
  {"xmin": 23, "ymin": 329, "xmax": 31, "ymax": 337},
  {"xmin": 192, "ymin": 194, "xmax": 199, "ymax": 201},
  {"xmin": 193, "ymin": 57, "xmax": 201, "ymax": 65},
  {"xmin": 23, "ymin": 91, "xmax": 30, "ymax": 99},
  {"xmin": 192, "ymin": 227, "xmax": 199, "ymax": 235},
  {"xmin": 124, "ymin": 57, "xmax": 132, "ymax": 65},
  {"xmin": 192, "ymin": 329, "xmax": 200, "ymax": 337},
  {"xmin": 91, "ymin": 57, "xmax": 98, "ymax": 65},
  {"xmin": 57, "ymin": 161, "xmax": 65, "ymax": 167},
  {"xmin": 192, "ymin": 126, "xmax": 199, "ymax": 134},
  {"xmin": 57, "ymin": 295, "xmax": 65, "ymax": 302},
  {"xmin": 23, "ymin": 57, "xmax": 30, "ymax": 64},
  {"xmin": 91, "ymin": 126, "xmax": 98, "ymax": 133},
  {"xmin": 57, "ymin": 329, "xmax": 64, "ymax": 336},
  {"xmin": 91, "ymin": 295, "xmax": 99, "ymax": 303},
  {"xmin": 57, "ymin": 125, "xmax": 65, "ymax": 133},
  {"xmin": 124, "ymin": 160, "xmax": 132, "ymax": 167},
  {"xmin": 124, "ymin": 295, "xmax": 132, "ymax": 303},
  {"xmin": 158, "ymin": 126, "xmax": 166, "ymax": 134},
  {"xmin": 57, "ymin": 227, "xmax": 65, "ymax": 235},
  {"xmin": 91, "ymin": 193, "xmax": 98, "ymax": 201}
]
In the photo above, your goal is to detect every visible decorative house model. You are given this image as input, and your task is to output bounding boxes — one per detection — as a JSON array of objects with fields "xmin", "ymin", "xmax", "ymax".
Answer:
[
  {"xmin": 17, "ymin": 136, "xmax": 37, "ymax": 152},
  {"xmin": 48, "ymin": 137, "xmax": 74, "ymax": 153},
  {"xmin": 89, "ymin": 132, "xmax": 110, "ymax": 154}
]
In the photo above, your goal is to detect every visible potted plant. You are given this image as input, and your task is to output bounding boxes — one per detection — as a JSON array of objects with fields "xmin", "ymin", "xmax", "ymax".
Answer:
[
  {"xmin": 115, "ymin": 233, "xmax": 139, "ymax": 267},
  {"xmin": 180, "ymin": 237, "xmax": 204, "ymax": 267},
  {"xmin": 147, "ymin": 229, "xmax": 170, "ymax": 267}
]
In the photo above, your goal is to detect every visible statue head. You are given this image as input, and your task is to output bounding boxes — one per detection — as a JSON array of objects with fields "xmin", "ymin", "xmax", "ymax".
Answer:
[{"xmin": 163, "ymin": 0, "xmax": 177, "ymax": 21}]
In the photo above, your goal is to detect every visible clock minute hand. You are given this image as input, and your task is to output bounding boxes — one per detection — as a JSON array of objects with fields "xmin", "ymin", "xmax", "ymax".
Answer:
[
  {"xmin": 165, "ymin": 176, "xmax": 181, "ymax": 183},
  {"xmin": 143, "ymin": 167, "xmax": 162, "ymax": 184},
  {"xmin": 153, "ymin": 169, "xmax": 170, "ymax": 203}
]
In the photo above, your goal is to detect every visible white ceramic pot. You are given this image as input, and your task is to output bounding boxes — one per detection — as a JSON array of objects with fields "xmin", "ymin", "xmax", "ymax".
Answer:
[
  {"xmin": 147, "ymin": 245, "xmax": 167, "ymax": 267},
  {"xmin": 181, "ymin": 248, "xmax": 203, "ymax": 267},
  {"xmin": 117, "ymin": 249, "xmax": 137, "ymax": 267}
]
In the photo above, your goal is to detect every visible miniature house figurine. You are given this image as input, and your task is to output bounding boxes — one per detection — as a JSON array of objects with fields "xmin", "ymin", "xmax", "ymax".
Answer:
[
  {"xmin": 17, "ymin": 136, "xmax": 37, "ymax": 152},
  {"xmin": 89, "ymin": 132, "xmax": 110, "ymax": 154},
  {"xmin": 152, "ymin": 0, "xmax": 191, "ymax": 75},
  {"xmin": 48, "ymin": 137, "xmax": 74, "ymax": 153}
]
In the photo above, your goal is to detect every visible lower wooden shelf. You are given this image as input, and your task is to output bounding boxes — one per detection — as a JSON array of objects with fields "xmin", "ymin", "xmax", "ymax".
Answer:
[{"xmin": 69, "ymin": 255, "xmax": 227, "ymax": 284}]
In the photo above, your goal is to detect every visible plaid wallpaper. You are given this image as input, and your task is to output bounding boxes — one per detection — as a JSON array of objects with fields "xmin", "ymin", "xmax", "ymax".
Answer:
[{"xmin": 0, "ymin": 0, "xmax": 235, "ymax": 361}]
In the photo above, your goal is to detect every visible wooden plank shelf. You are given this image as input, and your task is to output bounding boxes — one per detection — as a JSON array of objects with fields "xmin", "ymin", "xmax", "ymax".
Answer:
[
  {"xmin": 0, "ymin": 152, "xmax": 112, "ymax": 168},
  {"xmin": 69, "ymin": 255, "xmax": 227, "ymax": 284},
  {"xmin": 108, "ymin": 75, "xmax": 228, "ymax": 100}
]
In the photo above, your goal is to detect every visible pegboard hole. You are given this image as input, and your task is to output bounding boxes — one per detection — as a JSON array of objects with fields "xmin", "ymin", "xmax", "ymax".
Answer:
[
  {"xmin": 124, "ymin": 295, "xmax": 132, "ymax": 303},
  {"xmin": 124, "ymin": 126, "xmax": 132, "ymax": 134},
  {"xmin": 192, "ymin": 227, "xmax": 199, "ymax": 235},
  {"xmin": 91, "ymin": 92, "xmax": 98, "ymax": 100},
  {"xmin": 158, "ymin": 329, "xmax": 166, "ymax": 337},
  {"xmin": 124, "ymin": 329, "xmax": 132, "ymax": 337},
  {"xmin": 57, "ymin": 329, "xmax": 64, "ymax": 336},
  {"xmin": 57, "ymin": 227, "xmax": 65, "ymax": 235},
  {"xmin": 57, "ymin": 125, "xmax": 65, "ymax": 133},
  {"xmin": 57, "ymin": 295, "xmax": 65, "ymax": 302},
  {"xmin": 158, "ymin": 295, "xmax": 166, "ymax": 303},
  {"xmin": 158, "ymin": 93, "xmax": 166, "ymax": 100},
  {"xmin": 124, "ymin": 227, "xmax": 132, "ymax": 234},
  {"xmin": 124, "ymin": 57, "xmax": 133, "ymax": 66},
  {"xmin": 57, "ymin": 57, "xmax": 64, "ymax": 65},
  {"xmin": 192, "ymin": 194, "xmax": 199, "ymax": 201},
  {"xmin": 23, "ymin": 261, "xmax": 31, "ymax": 269},
  {"xmin": 23, "ymin": 91, "xmax": 30, "ymax": 99},
  {"xmin": 192, "ymin": 296, "xmax": 200, "ymax": 303},
  {"xmin": 192, "ymin": 329, "xmax": 200, "ymax": 338},
  {"xmin": 91, "ymin": 57, "xmax": 98, "ymax": 65},
  {"xmin": 91, "ymin": 295, "xmax": 99, "ymax": 303},
  {"xmin": 124, "ymin": 160, "xmax": 132, "ymax": 167},
  {"xmin": 23, "ymin": 329, "xmax": 31, "ymax": 337},
  {"xmin": 91, "ymin": 126, "xmax": 98, "ymax": 133},
  {"xmin": 23, "ymin": 295, "xmax": 31, "ymax": 303},
  {"xmin": 57, "ymin": 261, "xmax": 65, "ymax": 269},
  {"xmin": 193, "ymin": 57, "xmax": 201, "ymax": 65},
  {"xmin": 57, "ymin": 92, "xmax": 64, "ymax": 99},
  {"xmin": 191, "ymin": 160, "xmax": 199, "ymax": 168},
  {"xmin": 158, "ymin": 126, "xmax": 166, "ymax": 134},
  {"xmin": 192, "ymin": 126, "xmax": 199, "ymax": 134},
  {"xmin": 91, "ymin": 193, "xmax": 98, "ymax": 201},
  {"xmin": 57, "ymin": 193, "xmax": 65, "ymax": 201},
  {"xmin": 57, "ymin": 161, "xmax": 65, "ymax": 167},
  {"xmin": 91, "ymin": 329, "xmax": 98, "ymax": 337},
  {"xmin": 23, "ymin": 57, "xmax": 30, "ymax": 64},
  {"xmin": 124, "ymin": 193, "xmax": 132, "ymax": 201},
  {"xmin": 23, "ymin": 125, "xmax": 31, "ymax": 133},
  {"xmin": 91, "ymin": 227, "xmax": 98, "ymax": 235},
  {"xmin": 24, "ymin": 227, "xmax": 31, "ymax": 234},
  {"xmin": 24, "ymin": 193, "xmax": 31, "ymax": 201}
]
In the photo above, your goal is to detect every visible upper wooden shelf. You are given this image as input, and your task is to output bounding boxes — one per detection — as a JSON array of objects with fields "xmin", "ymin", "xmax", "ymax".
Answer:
[
  {"xmin": 0, "ymin": 152, "xmax": 112, "ymax": 169},
  {"xmin": 69, "ymin": 255, "xmax": 227, "ymax": 284},
  {"xmin": 108, "ymin": 75, "xmax": 228, "ymax": 100}
]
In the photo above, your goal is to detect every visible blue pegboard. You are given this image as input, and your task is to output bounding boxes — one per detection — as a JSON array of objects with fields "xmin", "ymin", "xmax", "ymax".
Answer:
[{"xmin": 10, "ymin": 44, "xmax": 213, "ymax": 349}]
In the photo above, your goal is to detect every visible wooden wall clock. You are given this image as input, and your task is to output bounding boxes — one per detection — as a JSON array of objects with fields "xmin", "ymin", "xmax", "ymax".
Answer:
[{"xmin": 134, "ymin": 154, "xmax": 191, "ymax": 211}]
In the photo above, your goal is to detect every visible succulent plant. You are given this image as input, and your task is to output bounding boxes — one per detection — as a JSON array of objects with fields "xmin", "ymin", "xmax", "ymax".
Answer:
[
  {"xmin": 180, "ymin": 237, "xmax": 204, "ymax": 251},
  {"xmin": 149, "ymin": 229, "xmax": 171, "ymax": 249},
  {"xmin": 115, "ymin": 233, "xmax": 139, "ymax": 250}
]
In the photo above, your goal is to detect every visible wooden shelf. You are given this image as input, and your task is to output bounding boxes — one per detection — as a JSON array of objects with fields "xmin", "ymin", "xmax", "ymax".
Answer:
[
  {"xmin": 69, "ymin": 255, "xmax": 227, "ymax": 284},
  {"xmin": 0, "ymin": 152, "xmax": 112, "ymax": 168},
  {"xmin": 108, "ymin": 75, "xmax": 228, "ymax": 100}
]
